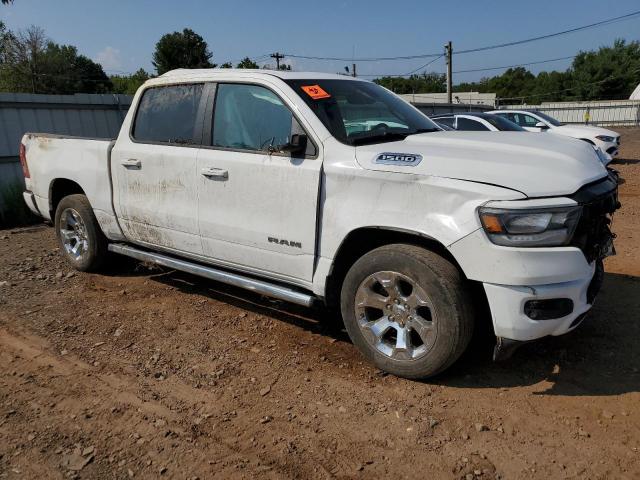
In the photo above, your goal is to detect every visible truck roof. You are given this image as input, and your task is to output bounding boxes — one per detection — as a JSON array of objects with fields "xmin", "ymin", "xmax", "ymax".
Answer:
[{"xmin": 155, "ymin": 68, "xmax": 362, "ymax": 84}]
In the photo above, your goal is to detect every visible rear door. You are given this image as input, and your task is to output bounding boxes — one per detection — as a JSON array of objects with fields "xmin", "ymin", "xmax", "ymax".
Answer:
[
  {"xmin": 196, "ymin": 81, "xmax": 322, "ymax": 283},
  {"xmin": 111, "ymin": 83, "xmax": 207, "ymax": 255}
]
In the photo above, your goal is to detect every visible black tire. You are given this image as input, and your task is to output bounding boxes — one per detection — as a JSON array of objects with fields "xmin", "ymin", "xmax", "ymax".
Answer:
[
  {"xmin": 340, "ymin": 244, "xmax": 474, "ymax": 379},
  {"xmin": 54, "ymin": 194, "xmax": 108, "ymax": 272}
]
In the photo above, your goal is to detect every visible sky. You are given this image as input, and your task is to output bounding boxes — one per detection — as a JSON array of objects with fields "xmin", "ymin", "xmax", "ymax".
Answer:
[{"xmin": 1, "ymin": 0, "xmax": 639, "ymax": 83}]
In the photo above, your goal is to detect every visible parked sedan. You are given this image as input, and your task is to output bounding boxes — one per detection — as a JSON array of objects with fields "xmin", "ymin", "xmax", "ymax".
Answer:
[
  {"xmin": 432, "ymin": 111, "xmax": 611, "ymax": 165},
  {"xmin": 430, "ymin": 112, "xmax": 525, "ymax": 132},
  {"xmin": 489, "ymin": 109, "xmax": 620, "ymax": 161}
]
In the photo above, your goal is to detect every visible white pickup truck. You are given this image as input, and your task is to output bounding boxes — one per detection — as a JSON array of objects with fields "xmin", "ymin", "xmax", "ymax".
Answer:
[{"xmin": 20, "ymin": 70, "xmax": 620, "ymax": 379}]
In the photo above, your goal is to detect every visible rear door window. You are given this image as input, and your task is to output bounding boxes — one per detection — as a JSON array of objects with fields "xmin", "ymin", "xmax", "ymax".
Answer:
[{"xmin": 133, "ymin": 84, "xmax": 205, "ymax": 144}]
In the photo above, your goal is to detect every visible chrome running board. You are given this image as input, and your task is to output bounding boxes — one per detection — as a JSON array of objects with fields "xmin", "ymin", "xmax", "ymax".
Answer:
[{"xmin": 108, "ymin": 243, "xmax": 316, "ymax": 307}]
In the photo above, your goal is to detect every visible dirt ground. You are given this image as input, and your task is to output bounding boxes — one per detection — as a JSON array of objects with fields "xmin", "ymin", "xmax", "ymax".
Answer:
[{"xmin": 1, "ymin": 129, "xmax": 639, "ymax": 480}]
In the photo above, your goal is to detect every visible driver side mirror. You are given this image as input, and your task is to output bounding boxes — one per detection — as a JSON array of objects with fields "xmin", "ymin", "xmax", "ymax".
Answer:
[
  {"xmin": 535, "ymin": 121, "xmax": 549, "ymax": 130},
  {"xmin": 278, "ymin": 133, "xmax": 308, "ymax": 156}
]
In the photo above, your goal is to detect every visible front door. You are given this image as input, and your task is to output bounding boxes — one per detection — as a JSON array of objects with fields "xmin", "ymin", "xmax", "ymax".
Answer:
[
  {"xmin": 197, "ymin": 82, "xmax": 322, "ymax": 283},
  {"xmin": 111, "ymin": 83, "xmax": 206, "ymax": 255}
]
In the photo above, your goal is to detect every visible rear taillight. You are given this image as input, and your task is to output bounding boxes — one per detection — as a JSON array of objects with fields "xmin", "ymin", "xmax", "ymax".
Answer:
[{"xmin": 19, "ymin": 143, "xmax": 30, "ymax": 178}]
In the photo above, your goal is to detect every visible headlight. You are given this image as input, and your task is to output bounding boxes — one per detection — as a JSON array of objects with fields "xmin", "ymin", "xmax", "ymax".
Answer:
[
  {"xmin": 595, "ymin": 135, "xmax": 615, "ymax": 142},
  {"xmin": 478, "ymin": 206, "xmax": 582, "ymax": 247}
]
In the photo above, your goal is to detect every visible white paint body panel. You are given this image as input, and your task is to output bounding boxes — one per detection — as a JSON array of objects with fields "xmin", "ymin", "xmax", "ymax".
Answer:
[
  {"xmin": 22, "ymin": 69, "xmax": 613, "ymax": 343},
  {"xmin": 19, "ymin": 134, "xmax": 125, "ymax": 241}
]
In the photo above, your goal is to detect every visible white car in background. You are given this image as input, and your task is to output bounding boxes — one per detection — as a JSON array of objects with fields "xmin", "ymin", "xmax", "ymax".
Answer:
[
  {"xmin": 430, "ymin": 112, "xmax": 525, "ymax": 132},
  {"xmin": 489, "ymin": 109, "xmax": 620, "ymax": 163}
]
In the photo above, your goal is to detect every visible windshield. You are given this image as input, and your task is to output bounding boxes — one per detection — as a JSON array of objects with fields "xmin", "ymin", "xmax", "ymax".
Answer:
[
  {"xmin": 531, "ymin": 110, "xmax": 563, "ymax": 127},
  {"xmin": 482, "ymin": 115, "xmax": 525, "ymax": 131},
  {"xmin": 284, "ymin": 79, "xmax": 439, "ymax": 145}
]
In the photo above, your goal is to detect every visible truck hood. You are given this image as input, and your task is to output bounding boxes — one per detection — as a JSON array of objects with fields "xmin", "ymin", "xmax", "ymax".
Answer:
[
  {"xmin": 354, "ymin": 131, "xmax": 607, "ymax": 197},
  {"xmin": 551, "ymin": 124, "xmax": 619, "ymax": 139}
]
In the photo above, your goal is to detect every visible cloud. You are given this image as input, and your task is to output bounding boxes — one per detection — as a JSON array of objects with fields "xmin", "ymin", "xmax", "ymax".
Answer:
[{"xmin": 95, "ymin": 46, "xmax": 122, "ymax": 72}]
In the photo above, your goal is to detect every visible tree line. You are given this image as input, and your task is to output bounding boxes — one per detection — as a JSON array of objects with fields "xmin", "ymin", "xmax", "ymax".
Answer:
[
  {"xmin": 374, "ymin": 40, "xmax": 640, "ymax": 102},
  {"xmin": 0, "ymin": 24, "xmax": 290, "ymax": 95}
]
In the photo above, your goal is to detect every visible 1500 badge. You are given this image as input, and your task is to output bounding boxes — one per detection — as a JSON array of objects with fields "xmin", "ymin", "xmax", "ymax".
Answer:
[{"xmin": 374, "ymin": 152, "xmax": 423, "ymax": 166}]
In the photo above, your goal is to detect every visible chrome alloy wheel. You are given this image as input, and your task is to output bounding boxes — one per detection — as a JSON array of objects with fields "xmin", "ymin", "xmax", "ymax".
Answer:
[
  {"xmin": 354, "ymin": 271, "xmax": 437, "ymax": 361},
  {"xmin": 59, "ymin": 208, "xmax": 89, "ymax": 261}
]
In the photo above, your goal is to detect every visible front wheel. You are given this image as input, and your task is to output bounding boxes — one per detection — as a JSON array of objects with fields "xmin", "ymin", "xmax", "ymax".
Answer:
[
  {"xmin": 54, "ymin": 194, "xmax": 108, "ymax": 272},
  {"xmin": 340, "ymin": 244, "xmax": 474, "ymax": 379}
]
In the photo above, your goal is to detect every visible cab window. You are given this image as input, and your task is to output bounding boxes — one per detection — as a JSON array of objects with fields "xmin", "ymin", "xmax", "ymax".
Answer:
[
  {"xmin": 133, "ymin": 84, "xmax": 204, "ymax": 144},
  {"xmin": 212, "ymin": 84, "xmax": 295, "ymax": 152}
]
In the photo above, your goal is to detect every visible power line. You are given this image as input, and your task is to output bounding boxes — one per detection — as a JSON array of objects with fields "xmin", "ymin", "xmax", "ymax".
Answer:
[
  {"xmin": 360, "ymin": 55, "xmax": 444, "ymax": 78},
  {"xmin": 453, "ymin": 55, "xmax": 576, "ymax": 74},
  {"xmin": 456, "ymin": 11, "xmax": 640, "ymax": 55},
  {"xmin": 282, "ymin": 10, "xmax": 640, "ymax": 62},
  {"xmin": 286, "ymin": 51, "xmax": 441, "ymax": 62}
]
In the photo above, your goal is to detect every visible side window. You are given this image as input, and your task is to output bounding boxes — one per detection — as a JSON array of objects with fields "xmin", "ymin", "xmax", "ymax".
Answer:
[
  {"xmin": 521, "ymin": 114, "xmax": 541, "ymax": 127},
  {"xmin": 133, "ymin": 84, "xmax": 204, "ymax": 144},
  {"xmin": 510, "ymin": 113, "xmax": 539, "ymax": 127},
  {"xmin": 435, "ymin": 117, "xmax": 455, "ymax": 128},
  {"xmin": 212, "ymin": 84, "xmax": 294, "ymax": 151},
  {"xmin": 504, "ymin": 113, "xmax": 517, "ymax": 123},
  {"xmin": 456, "ymin": 117, "xmax": 490, "ymax": 131}
]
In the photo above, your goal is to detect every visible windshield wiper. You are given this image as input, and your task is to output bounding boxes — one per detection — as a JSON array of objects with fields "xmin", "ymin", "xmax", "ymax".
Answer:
[{"xmin": 351, "ymin": 132, "xmax": 409, "ymax": 146}]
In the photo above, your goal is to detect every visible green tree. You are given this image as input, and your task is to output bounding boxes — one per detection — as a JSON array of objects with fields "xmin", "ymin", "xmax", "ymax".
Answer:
[
  {"xmin": 110, "ymin": 68, "xmax": 150, "ymax": 95},
  {"xmin": 219, "ymin": 62, "xmax": 233, "ymax": 68},
  {"xmin": 374, "ymin": 73, "xmax": 446, "ymax": 94},
  {"xmin": 236, "ymin": 57, "xmax": 258, "ymax": 69},
  {"xmin": 152, "ymin": 28, "xmax": 214, "ymax": 75},
  {"xmin": 571, "ymin": 39, "xmax": 640, "ymax": 100},
  {"xmin": 0, "ymin": 25, "xmax": 112, "ymax": 94}
]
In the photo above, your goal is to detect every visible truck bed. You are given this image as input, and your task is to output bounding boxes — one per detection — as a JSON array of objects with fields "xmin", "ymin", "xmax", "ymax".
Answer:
[{"xmin": 21, "ymin": 133, "xmax": 121, "ymax": 238}]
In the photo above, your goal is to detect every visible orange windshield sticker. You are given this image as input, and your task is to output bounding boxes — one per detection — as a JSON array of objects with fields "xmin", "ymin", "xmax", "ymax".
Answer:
[{"xmin": 301, "ymin": 85, "xmax": 331, "ymax": 99}]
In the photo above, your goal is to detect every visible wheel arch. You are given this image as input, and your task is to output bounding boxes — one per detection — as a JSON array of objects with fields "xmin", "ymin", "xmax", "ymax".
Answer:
[
  {"xmin": 324, "ymin": 226, "xmax": 466, "ymax": 309},
  {"xmin": 49, "ymin": 178, "xmax": 85, "ymax": 218}
]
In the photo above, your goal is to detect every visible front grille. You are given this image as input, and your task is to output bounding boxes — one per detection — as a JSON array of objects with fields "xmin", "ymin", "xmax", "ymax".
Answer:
[{"xmin": 569, "ymin": 175, "xmax": 620, "ymax": 263}]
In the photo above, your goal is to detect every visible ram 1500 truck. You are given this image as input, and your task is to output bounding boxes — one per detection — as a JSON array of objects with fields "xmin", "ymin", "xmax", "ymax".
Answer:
[{"xmin": 20, "ymin": 70, "xmax": 620, "ymax": 379}]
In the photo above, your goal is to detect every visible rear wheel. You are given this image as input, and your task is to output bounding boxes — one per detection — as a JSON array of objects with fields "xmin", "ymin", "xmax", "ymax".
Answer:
[
  {"xmin": 340, "ymin": 244, "xmax": 474, "ymax": 379},
  {"xmin": 54, "ymin": 194, "xmax": 108, "ymax": 272}
]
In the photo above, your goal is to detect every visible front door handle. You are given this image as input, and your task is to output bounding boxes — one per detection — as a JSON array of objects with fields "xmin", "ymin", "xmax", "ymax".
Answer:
[
  {"xmin": 121, "ymin": 158, "xmax": 141, "ymax": 168},
  {"xmin": 201, "ymin": 167, "xmax": 228, "ymax": 180}
]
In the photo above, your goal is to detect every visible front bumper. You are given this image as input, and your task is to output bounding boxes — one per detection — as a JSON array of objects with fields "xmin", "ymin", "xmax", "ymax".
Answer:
[
  {"xmin": 596, "ymin": 138, "xmax": 620, "ymax": 161},
  {"xmin": 450, "ymin": 175, "xmax": 618, "ymax": 344},
  {"xmin": 483, "ymin": 261, "xmax": 598, "ymax": 341}
]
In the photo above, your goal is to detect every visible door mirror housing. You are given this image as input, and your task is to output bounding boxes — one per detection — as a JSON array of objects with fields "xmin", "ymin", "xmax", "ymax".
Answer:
[
  {"xmin": 535, "ymin": 121, "xmax": 549, "ymax": 130},
  {"xmin": 278, "ymin": 133, "xmax": 308, "ymax": 155}
]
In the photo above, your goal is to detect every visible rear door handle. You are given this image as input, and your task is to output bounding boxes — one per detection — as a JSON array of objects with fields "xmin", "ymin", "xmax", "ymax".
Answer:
[
  {"xmin": 121, "ymin": 158, "xmax": 141, "ymax": 168},
  {"xmin": 201, "ymin": 167, "xmax": 228, "ymax": 180}
]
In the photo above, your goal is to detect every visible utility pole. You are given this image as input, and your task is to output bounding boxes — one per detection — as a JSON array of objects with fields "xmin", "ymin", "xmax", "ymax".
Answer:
[
  {"xmin": 352, "ymin": 63, "xmax": 357, "ymax": 78},
  {"xmin": 271, "ymin": 52, "xmax": 285, "ymax": 70},
  {"xmin": 445, "ymin": 41, "xmax": 452, "ymax": 104}
]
